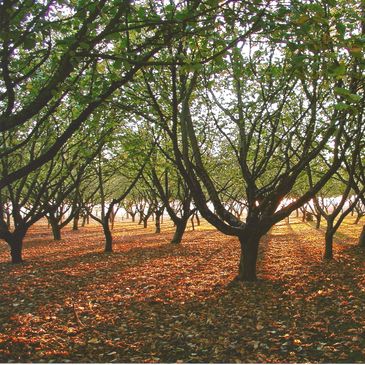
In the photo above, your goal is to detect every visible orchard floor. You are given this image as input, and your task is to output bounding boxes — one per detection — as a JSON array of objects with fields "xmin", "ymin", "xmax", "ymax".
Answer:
[{"xmin": 1, "ymin": 217, "xmax": 365, "ymax": 363}]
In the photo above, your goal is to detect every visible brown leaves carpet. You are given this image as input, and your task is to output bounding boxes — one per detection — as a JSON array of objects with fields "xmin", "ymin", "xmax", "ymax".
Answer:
[{"xmin": 0, "ymin": 218, "xmax": 365, "ymax": 363}]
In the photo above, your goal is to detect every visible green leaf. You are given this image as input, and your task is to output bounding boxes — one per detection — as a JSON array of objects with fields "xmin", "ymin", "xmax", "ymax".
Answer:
[
  {"xmin": 334, "ymin": 102, "xmax": 350, "ymax": 111},
  {"xmin": 334, "ymin": 87, "xmax": 350, "ymax": 96},
  {"xmin": 330, "ymin": 63, "xmax": 346, "ymax": 77}
]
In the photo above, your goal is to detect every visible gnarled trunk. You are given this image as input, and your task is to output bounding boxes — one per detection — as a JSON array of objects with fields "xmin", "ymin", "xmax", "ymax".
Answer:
[
  {"xmin": 237, "ymin": 234, "xmax": 260, "ymax": 282},
  {"xmin": 171, "ymin": 218, "xmax": 188, "ymax": 244}
]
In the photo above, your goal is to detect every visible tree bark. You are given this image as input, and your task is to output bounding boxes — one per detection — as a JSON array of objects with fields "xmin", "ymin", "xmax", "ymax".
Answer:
[
  {"xmin": 73, "ymin": 212, "xmax": 79, "ymax": 230},
  {"xmin": 315, "ymin": 214, "xmax": 321, "ymax": 229},
  {"xmin": 6, "ymin": 210, "xmax": 11, "ymax": 229},
  {"xmin": 143, "ymin": 217, "xmax": 148, "ymax": 228},
  {"xmin": 324, "ymin": 225, "xmax": 334, "ymax": 260},
  {"xmin": 8, "ymin": 231, "xmax": 25, "ymax": 264},
  {"xmin": 110, "ymin": 212, "xmax": 116, "ymax": 230},
  {"xmin": 171, "ymin": 218, "xmax": 188, "ymax": 244},
  {"xmin": 358, "ymin": 225, "xmax": 365, "ymax": 247},
  {"xmin": 355, "ymin": 214, "xmax": 363, "ymax": 225},
  {"xmin": 195, "ymin": 212, "xmax": 200, "ymax": 226},
  {"xmin": 49, "ymin": 215, "xmax": 61, "ymax": 240},
  {"xmin": 103, "ymin": 221, "xmax": 113, "ymax": 252},
  {"xmin": 237, "ymin": 234, "xmax": 260, "ymax": 282},
  {"xmin": 155, "ymin": 211, "xmax": 162, "ymax": 233},
  {"xmin": 131, "ymin": 213, "xmax": 136, "ymax": 222}
]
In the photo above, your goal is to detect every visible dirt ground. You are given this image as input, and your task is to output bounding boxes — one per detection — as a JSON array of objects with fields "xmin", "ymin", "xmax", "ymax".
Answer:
[{"xmin": 0, "ymin": 217, "xmax": 365, "ymax": 363}]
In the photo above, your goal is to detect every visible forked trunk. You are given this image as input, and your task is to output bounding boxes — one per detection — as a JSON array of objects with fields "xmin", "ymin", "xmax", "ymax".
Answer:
[
  {"xmin": 171, "ymin": 218, "xmax": 188, "ymax": 244},
  {"xmin": 131, "ymin": 213, "xmax": 136, "ymax": 223},
  {"xmin": 237, "ymin": 234, "xmax": 260, "ymax": 282},
  {"xmin": 103, "ymin": 221, "xmax": 113, "ymax": 252},
  {"xmin": 358, "ymin": 225, "xmax": 365, "ymax": 247}
]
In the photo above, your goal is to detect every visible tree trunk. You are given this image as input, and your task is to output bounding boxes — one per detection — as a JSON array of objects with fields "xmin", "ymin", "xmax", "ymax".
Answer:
[
  {"xmin": 143, "ymin": 217, "xmax": 148, "ymax": 228},
  {"xmin": 8, "ymin": 231, "xmax": 25, "ymax": 264},
  {"xmin": 315, "ymin": 214, "xmax": 321, "ymax": 229},
  {"xmin": 131, "ymin": 213, "xmax": 136, "ymax": 223},
  {"xmin": 73, "ymin": 212, "xmax": 79, "ymax": 231},
  {"xmin": 155, "ymin": 212, "xmax": 162, "ymax": 234},
  {"xmin": 49, "ymin": 215, "xmax": 61, "ymax": 240},
  {"xmin": 110, "ymin": 212, "xmax": 115, "ymax": 230},
  {"xmin": 52, "ymin": 224, "xmax": 61, "ymax": 240},
  {"xmin": 6, "ymin": 211, "xmax": 11, "ymax": 229},
  {"xmin": 324, "ymin": 224, "xmax": 334, "ymax": 260},
  {"xmin": 355, "ymin": 214, "xmax": 362, "ymax": 225},
  {"xmin": 296, "ymin": 208, "xmax": 299, "ymax": 218},
  {"xmin": 103, "ymin": 221, "xmax": 113, "ymax": 252},
  {"xmin": 306, "ymin": 212, "xmax": 313, "ymax": 222},
  {"xmin": 191, "ymin": 215, "xmax": 195, "ymax": 231},
  {"xmin": 237, "ymin": 234, "xmax": 260, "ymax": 282},
  {"xmin": 358, "ymin": 225, "xmax": 365, "ymax": 247},
  {"xmin": 195, "ymin": 212, "xmax": 200, "ymax": 226},
  {"xmin": 171, "ymin": 218, "xmax": 188, "ymax": 244}
]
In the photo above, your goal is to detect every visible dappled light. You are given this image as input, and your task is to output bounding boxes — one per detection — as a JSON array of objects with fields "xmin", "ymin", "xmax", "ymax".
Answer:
[{"xmin": 1, "ymin": 218, "xmax": 365, "ymax": 363}]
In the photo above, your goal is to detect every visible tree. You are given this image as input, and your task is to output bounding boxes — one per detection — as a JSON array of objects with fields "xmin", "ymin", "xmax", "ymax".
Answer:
[
  {"xmin": 135, "ymin": 1, "xmax": 362, "ymax": 280},
  {"xmin": 88, "ymin": 129, "xmax": 151, "ymax": 252}
]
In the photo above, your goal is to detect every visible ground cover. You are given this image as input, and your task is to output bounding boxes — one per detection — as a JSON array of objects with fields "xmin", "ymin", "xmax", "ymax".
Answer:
[{"xmin": 0, "ymin": 218, "xmax": 365, "ymax": 363}]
